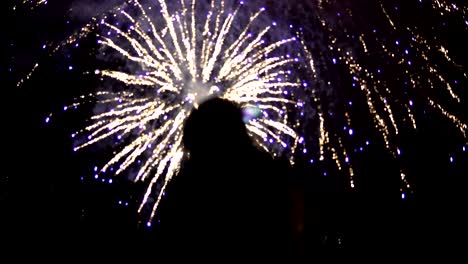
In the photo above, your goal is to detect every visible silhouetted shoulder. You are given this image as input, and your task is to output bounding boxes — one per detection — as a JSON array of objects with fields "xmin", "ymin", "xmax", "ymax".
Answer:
[{"xmin": 158, "ymin": 97, "xmax": 293, "ymax": 260}]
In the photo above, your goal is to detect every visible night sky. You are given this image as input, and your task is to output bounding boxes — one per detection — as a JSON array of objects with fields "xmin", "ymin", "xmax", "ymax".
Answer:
[{"xmin": 1, "ymin": 0, "xmax": 467, "ymax": 260}]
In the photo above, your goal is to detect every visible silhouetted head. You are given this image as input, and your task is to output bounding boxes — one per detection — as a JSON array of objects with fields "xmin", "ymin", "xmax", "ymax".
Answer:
[{"xmin": 183, "ymin": 98, "xmax": 252, "ymax": 160}]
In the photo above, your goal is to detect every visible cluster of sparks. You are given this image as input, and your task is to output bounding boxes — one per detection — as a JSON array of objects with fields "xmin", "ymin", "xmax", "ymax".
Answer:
[
  {"xmin": 15, "ymin": 0, "xmax": 48, "ymax": 10},
  {"xmin": 289, "ymin": 0, "xmax": 467, "ymax": 196},
  {"xmin": 15, "ymin": 0, "xmax": 467, "ymax": 222}
]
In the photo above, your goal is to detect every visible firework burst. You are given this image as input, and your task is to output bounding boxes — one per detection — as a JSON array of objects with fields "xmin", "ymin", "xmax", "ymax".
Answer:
[
  {"xmin": 62, "ymin": 0, "xmax": 307, "ymax": 221},
  {"xmin": 14, "ymin": 0, "xmax": 467, "ymax": 222}
]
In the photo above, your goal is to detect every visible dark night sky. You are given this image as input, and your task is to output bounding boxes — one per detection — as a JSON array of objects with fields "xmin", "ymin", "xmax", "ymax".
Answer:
[{"xmin": 1, "ymin": 0, "xmax": 467, "ymax": 260}]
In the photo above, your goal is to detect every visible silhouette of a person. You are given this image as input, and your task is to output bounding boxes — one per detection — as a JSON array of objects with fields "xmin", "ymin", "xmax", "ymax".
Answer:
[{"xmin": 158, "ymin": 97, "xmax": 296, "ymax": 261}]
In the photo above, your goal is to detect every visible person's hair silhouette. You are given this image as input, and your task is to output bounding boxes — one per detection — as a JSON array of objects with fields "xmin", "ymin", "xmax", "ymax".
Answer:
[
  {"xmin": 182, "ymin": 97, "xmax": 252, "ymax": 162},
  {"xmin": 158, "ymin": 97, "xmax": 295, "ymax": 261}
]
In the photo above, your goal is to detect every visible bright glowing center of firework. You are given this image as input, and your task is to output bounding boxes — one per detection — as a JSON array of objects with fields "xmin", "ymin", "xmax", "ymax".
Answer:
[{"xmin": 185, "ymin": 81, "xmax": 221, "ymax": 108}]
